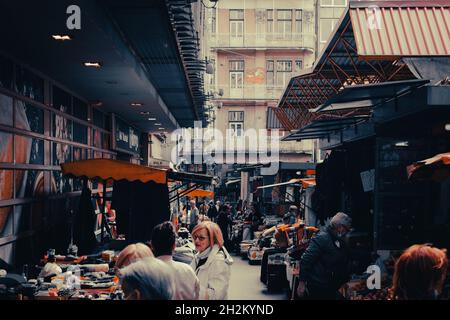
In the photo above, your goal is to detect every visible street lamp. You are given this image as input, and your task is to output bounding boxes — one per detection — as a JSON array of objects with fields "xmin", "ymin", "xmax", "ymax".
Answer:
[{"xmin": 201, "ymin": 0, "xmax": 219, "ymax": 9}]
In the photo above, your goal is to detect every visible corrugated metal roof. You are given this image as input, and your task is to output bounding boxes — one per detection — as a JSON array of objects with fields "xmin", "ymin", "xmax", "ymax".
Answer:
[
  {"xmin": 267, "ymin": 107, "xmax": 298, "ymax": 129},
  {"xmin": 350, "ymin": 6, "xmax": 450, "ymax": 57},
  {"xmin": 282, "ymin": 116, "xmax": 370, "ymax": 141}
]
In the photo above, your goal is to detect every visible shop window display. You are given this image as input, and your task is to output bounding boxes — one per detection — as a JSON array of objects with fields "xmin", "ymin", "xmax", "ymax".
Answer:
[
  {"xmin": 0, "ymin": 55, "xmax": 13, "ymax": 90},
  {"xmin": 73, "ymin": 147, "xmax": 88, "ymax": 161},
  {"xmin": 0, "ymin": 206, "xmax": 14, "ymax": 238},
  {"xmin": 72, "ymin": 97, "xmax": 88, "ymax": 120},
  {"xmin": 15, "ymin": 102, "xmax": 44, "ymax": 134},
  {"xmin": 14, "ymin": 170, "xmax": 44, "ymax": 199},
  {"xmin": 0, "ymin": 131, "xmax": 13, "ymax": 163},
  {"xmin": 0, "ymin": 132, "xmax": 19, "ymax": 234},
  {"xmin": 73, "ymin": 122, "xmax": 88, "ymax": 145},
  {"xmin": 93, "ymin": 151, "xmax": 102, "ymax": 159},
  {"xmin": 103, "ymin": 133, "xmax": 110, "ymax": 150},
  {"xmin": 53, "ymin": 142, "xmax": 72, "ymax": 166},
  {"xmin": 15, "ymin": 65, "xmax": 44, "ymax": 103},
  {"xmin": 52, "ymin": 143, "xmax": 73, "ymax": 194},
  {"xmin": 53, "ymin": 114, "xmax": 72, "ymax": 141},
  {"xmin": 52, "ymin": 86, "xmax": 71, "ymax": 113},
  {"xmin": 0, "ymin": 170, "xmax": 13, "ymax": 201},
  {"xmin": 93, "ymin": 108, "xmax": 105, "ymax": 128},
  {"xmin": 14, "ymin": 136, "xmax": 44, "ymax": 165},
  {"xmin": 93, "ymin": 129, "xmax": 102, "ymax": 149},
  {"xmin": 0, "ymin": 93, "xmax": 13, "ymax": 126}
]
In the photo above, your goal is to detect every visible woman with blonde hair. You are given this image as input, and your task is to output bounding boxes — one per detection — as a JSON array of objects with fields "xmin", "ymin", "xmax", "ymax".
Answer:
[
  {"xmin": 190, "ymin": 221, "xmax": 233, "ymax": 300},
  {"xmin": 390, "ymin": 244, "xmax": 448, "ymax": 300},
  {"xmin": 114, "ymin": 243, "xmax": 154, "ymax": 272}
]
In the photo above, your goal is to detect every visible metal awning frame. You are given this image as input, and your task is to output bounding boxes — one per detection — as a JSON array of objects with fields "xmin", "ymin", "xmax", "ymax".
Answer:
[
  {"xmin": 276, "ymin": 7, "xmax": 417, "ymax": 131},
  {"xmin": 283, "ymin": 116, "xmax": 371, "ymax": 141},
  {"xmin": 315, "ymin": 79, "xmax": 430, "ymax": 112}
]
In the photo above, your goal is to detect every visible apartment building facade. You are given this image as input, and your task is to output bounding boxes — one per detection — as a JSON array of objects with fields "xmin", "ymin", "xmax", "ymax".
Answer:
[
  {"xmin": 202, "ymin": 0, "xmax": 331, "ymax": 162},
  {"xmin": 317, "ymin": 0, "xmax": 347, "ymax": 54},
  {"xmin": 197, "ymin": 0, "xmax": 349, "ymax": 202}
]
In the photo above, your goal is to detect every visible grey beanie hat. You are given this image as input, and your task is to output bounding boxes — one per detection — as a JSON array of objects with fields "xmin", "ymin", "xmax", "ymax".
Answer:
[{"xmin": 330, "ymin": 212, "xmax": 352, "ymax": 228}]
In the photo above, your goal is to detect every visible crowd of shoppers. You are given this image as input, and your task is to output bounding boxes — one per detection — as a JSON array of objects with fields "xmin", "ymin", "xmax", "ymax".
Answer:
[{"xmin": 113, "ymin": 199, "xmax": 448, "ymax": 301}]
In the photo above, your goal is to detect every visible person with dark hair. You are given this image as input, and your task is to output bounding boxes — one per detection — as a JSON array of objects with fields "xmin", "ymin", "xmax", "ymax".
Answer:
[
  {"xmin": 151, "ymin": 221, "xmax": 199, "ymax": 300},
  {"xmin": 207, "ymin": 200, "xmax": 221, "ymax": 222},
  {"xmin": 217, "ymin": 208, "xmax": 231, "ymax": 249},
  {"xmin": 390, "ymin": 244, "xmax": 448, "ymax": 300}
]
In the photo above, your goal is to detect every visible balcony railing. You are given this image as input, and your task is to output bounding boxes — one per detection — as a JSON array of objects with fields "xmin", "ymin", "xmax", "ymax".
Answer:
[
  {"xmin": 207, "ymin": 84, "xmax": 287, "ymax": 100},
  {"xmin": 177, "ymin": 133, "xmax": 313, "ymax": 155},
  {"xmin": 208, "ymin": 32, "xmax": 315, "ymax": 50}
]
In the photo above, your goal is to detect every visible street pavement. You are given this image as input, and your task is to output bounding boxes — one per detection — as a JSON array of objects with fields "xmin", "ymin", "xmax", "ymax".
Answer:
[{"xmin": 228, "ymin": 253, "xmax": 288, "ymax": 300}]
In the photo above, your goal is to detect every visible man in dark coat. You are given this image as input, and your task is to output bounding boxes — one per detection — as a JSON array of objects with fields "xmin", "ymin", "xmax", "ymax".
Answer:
[
  {"xmin": 207, "ymin": 200, "xmax": 221, "ymax": 222},
  {"xmin": 296, "ymin": 212, "xmax": 352, "ymax": 300},
  {"xmin": 217, "ymin": 208, "xmax": 231, "ymax": 249}
]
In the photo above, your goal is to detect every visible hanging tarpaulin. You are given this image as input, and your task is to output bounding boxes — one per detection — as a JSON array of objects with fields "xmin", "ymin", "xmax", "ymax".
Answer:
[
  {"xmin": 299, "ymin": 178, "xmax": 316, "ymax": 188},
  {"xmin": 178, "ymin": 189, "xmax": 214, "ymax": 198},
  {"xmin": 61, "ymin": 159, "xmax": 167, "ymax": 184},
  {"xmin": 407, "ymin": 152, "xmax": 450, "ymax": 182}
]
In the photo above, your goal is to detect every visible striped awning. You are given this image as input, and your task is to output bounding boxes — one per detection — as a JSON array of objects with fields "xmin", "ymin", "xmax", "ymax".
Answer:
[
  {"xmin": 350, "ymin": 3, "xmax": 450, "ymax": 58},
  {"xmin": 61, "ymin": 159, "xmax": 167, "ymax": 184}
]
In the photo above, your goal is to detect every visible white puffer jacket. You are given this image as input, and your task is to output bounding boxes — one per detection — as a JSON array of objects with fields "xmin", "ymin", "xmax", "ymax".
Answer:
[{"xmin": 191, "ymin": 245, "xmax": 233, "ymax": 300}]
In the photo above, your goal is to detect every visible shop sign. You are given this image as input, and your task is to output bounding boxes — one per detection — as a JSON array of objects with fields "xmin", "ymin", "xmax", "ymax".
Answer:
[
  {"xmin": 360, "ymin": 169, "xmax": 375, "ymax": 192},
  {"xmin": 113, "ymin": 115, "xmax": 140, "ymax": 154}
]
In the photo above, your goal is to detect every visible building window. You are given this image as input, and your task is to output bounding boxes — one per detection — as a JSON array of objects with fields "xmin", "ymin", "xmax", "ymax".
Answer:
[
  {"xmin": 266, "ymin": 60, "xmax": 274, "ymax": 86},
  {"xmin": 295, "ymin": 60, "xmax": 303, "ymax": 72},
  {"xmin": 229, "ymin": 9, "xmax": 244, "ymax": 44},
  {"xmin": 210, "ymin": 8, "xmax": 216, "ymax": 33},
  {"xmin": 276, "ymin": 60, "xmax": 292, "ymax": 87},
  {"xmin": 230, "ymin": 9, "xmax": 244, "ymax": 20},
  {"xmin": 229, "ymin": 122, "xmax": 244, "ymax": 137},
  {"xmin": 295, "ymin": 10, "xmax": 303, "ymax": 33},
  {"xmin": 277, "ymin": 10, "xmax": 292, "ymax": 35},
  {"xmin": 229, "ymin": 60, "xmax": 244, "ymax": 98},
  {"xmin": 229, "ymin": 60, "xmax": 244, "ymax": 71},
  {"xmin": 320, "ymin": 18, "xmax": 339, "ymax": 43},
  {"xmin": 321, "ymin": 0, "xmax": 347, "ymax": 6},
  {"xmin": 229, "ymin": 111, "xmax": 244, "ymax": 122},
  {"xmin": 267, "ymin": 9, "xmax": 273, "ymax": 33}
]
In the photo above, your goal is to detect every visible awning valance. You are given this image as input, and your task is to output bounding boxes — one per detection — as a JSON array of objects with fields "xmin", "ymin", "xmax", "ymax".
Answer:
[
  {"xmin": 257, "ymin": 178, "xmax": 316, "ymax": 189},
  {"xmin": 61, "ymin": 159, "xmax": 167, "ymax": 184},
  {"xmin": 225, "ymin": 179, "xmax": 241, "ymax": 186},
  {"xmin": 407, "ymin": 152, "xmax": 450, "ymax": 182},
  {"xmin": 178, "ymin": 189, "xmax": 214, "ymax": 198},
  {"xmin": 299, "ymin": 178, "xmax": 316, "ymax": 188},
  {"xmin": 257, "ymin": 179, "xmax": 301, "ymax": 190}
]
